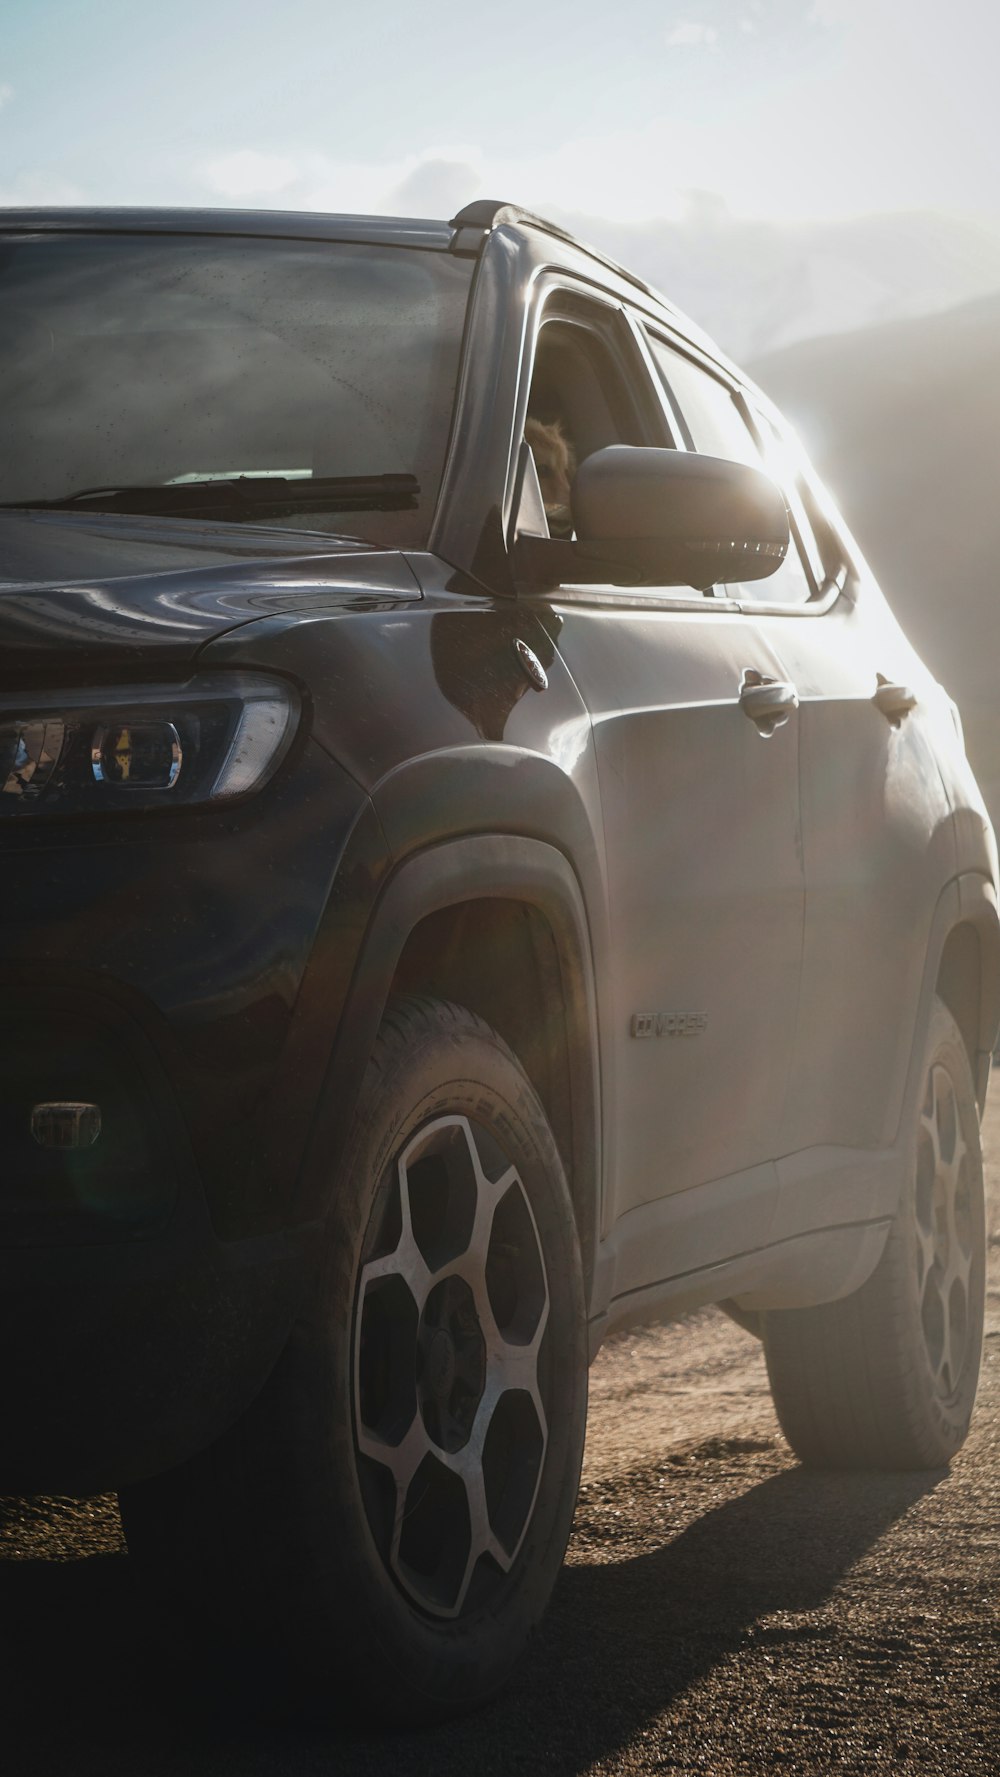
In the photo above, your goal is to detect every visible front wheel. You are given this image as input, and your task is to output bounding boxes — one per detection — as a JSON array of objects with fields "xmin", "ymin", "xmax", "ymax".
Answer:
[
  {"xmin": 121, "ymin": 996, "xmax": 588, "ymax": 1722},
  {"xmin": 762, "ymin": 996, "xmax": 986, "ymax": 1470}
]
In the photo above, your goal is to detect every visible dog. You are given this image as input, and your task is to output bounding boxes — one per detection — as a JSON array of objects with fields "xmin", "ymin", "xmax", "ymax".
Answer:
[{"xmin": 524, "ymin": 417, "xmax": 576, "ymax": 538}]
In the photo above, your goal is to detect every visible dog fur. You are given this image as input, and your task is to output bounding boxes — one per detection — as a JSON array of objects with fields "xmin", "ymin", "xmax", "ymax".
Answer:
[{"xmin": 524, "ymin": 417, "xmax": 575, "ymax": 537}]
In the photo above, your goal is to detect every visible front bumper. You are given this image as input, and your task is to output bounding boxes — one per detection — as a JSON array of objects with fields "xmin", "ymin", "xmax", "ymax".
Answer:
[
  {"xmin": 0, "ymin": 1197, "xmax": 307, "ymax": 1495},
  {"xmin": 0, "ymin": 737, "xmax": 385, "ymax": 1491},
  {"xmin": 0, "ymin": 980, "xmax": 305, "ymax": 1492}
]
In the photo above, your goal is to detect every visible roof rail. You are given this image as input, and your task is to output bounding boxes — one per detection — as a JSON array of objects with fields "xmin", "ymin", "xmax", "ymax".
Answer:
[
  {"xmin": 447, "ymin": 198, "xmax": 664, "ymax": 309},
  {"xmin": 448, "ymin": 198, "xmax": 564, "ymax": 257},
  {"xmin": 448, "ymin": 199, "xmax": 523, "ymax": 230},
  {"xmin": 449, "ymin": 198, "xmax": 590, "ymax": 256}
]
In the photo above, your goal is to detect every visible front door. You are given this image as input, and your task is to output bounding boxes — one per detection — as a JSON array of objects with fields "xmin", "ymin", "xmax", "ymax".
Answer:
[
  {"xmin": 551, "ymin": 596, "xmax": 804, "ymax": 1225},
  {"xmin": 519, "ymin": 291, "xmax": 805, "ymax": 1245}
]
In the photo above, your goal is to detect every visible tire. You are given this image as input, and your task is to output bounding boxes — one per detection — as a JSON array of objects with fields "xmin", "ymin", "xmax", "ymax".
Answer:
[
  {"xmin": 120, "ymin": 995, "xmax": 588, "ymax": 1722},
  {"xmin": 762, "ymin": 996, "xmax": 986, "ymax": 1470}
]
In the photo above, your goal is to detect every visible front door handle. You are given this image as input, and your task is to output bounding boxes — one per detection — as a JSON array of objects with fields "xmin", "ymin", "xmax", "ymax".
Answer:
[
  {"xmin": 739, "ymin": 671, "xmax": 799, "ymax": 735},
  {"xmin": 874, "ymin": 677, "xmax": 917, "ymax": 725}
]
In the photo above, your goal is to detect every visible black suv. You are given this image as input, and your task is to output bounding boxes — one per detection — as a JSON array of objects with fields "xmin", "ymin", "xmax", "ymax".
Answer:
[{"xmin": 2, "ymin": 200, "xmax": 996, "ymax": 1719}]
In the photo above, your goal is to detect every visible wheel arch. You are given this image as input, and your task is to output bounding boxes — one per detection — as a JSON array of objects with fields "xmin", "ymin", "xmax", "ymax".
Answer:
[
  {"xmin": 942, "ymin": 875, "xmax": 1000, "ymax": 1113},
  {"xmin": 295, "ymin": 834, "xmax": 603, "ymax": 1294},
  {"xmin": 937, "ymin": 923, "xmax": 986, "ymax": 1086},
  {"xmin": 903, "ymin": 873, "xmax": 1000, "ymax": 1134}
]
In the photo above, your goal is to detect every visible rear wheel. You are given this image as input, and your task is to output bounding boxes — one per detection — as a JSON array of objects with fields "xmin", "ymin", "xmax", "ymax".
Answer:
[
  {"xmin": 762, "ymin": 996, "xmax": 985, "ymax": 1470},
  {"xmin": 121, "ymin": 995, "xmax": 588, "ymax": 1721}
]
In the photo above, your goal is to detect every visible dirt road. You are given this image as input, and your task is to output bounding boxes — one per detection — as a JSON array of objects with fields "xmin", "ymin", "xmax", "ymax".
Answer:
[{"xmin": 3, "ymin": 1097, "xmax": 998, "ymax": 1775}]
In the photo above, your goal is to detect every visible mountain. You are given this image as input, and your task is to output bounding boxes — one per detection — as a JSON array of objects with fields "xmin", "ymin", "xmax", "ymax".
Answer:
[
  {"xmin": 553, "ymin": 203, "xmax": 1000, "ymax": 361},
  {"xmin": 749, "ymin": 293, "xmax": 1000, "ymax": 823}
]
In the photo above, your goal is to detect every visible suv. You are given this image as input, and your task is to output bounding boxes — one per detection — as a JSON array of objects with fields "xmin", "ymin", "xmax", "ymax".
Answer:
[{"xmin": 2, "ymin": 200, "xmax": 996, "ymax": 1720}]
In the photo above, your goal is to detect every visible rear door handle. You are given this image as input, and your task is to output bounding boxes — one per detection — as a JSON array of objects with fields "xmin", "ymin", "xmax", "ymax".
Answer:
[
  {"xmin": 874, "ymin": 678, "xmax": 917, "ymax": 725},
  {"xmin": 739, "ymin": 672, "xmax": 799, "ymax": 735}
]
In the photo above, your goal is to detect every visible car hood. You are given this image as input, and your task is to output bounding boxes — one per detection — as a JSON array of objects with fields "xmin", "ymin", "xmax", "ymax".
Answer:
[{"xmin": 0, "ymin": 510, "xmax": 421, "ymax": 675}]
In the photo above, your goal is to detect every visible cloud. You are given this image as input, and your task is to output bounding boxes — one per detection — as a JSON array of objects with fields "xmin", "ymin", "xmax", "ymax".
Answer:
[
  {"xmin": 0, "ymin": 169, "xmax": 87, "ymax": 206},
  {"xmin": 384, "ymin": 157, "xmax": 481, "ymax": 220},
  {"xmin": 665, "ymin": 21, "xmax": 719, "ymax": 47},
  {"xmin": 0, "ymin": 83, "xmax": 13, "ymax": 109},
  {"xmin": 197, "ymin": 144, "xmax": 491, "ymax": 221},
  {"xmin": 202, "ymin": 150, "xmax": 298, "ymax": 198},
  {"xmin": 809, "ymin": 0, "xmax": 856, "ymax": 21}
]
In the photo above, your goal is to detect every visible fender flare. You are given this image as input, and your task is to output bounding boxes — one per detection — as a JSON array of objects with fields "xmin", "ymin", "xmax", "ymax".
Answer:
[{"xmin": 293, "ymin": 833, "xmax": 603, "ymax": 1282}]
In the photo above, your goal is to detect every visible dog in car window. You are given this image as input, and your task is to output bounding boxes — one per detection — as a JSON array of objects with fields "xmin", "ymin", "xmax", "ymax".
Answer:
[{"xmin": 525, "ymin": 417, "xmax": 576, "ymax": 538}]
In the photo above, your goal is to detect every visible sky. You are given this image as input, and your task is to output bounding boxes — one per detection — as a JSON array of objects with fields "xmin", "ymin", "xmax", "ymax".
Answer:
[{"xmin": 3, "ymin": 0, "xmax": 1000, "ymax": 228}]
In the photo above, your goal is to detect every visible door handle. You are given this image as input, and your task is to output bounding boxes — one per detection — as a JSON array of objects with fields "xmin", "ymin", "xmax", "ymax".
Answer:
[
  {"xmin": 739, "ymin": 672, "xmax": 799, "ymax": 735},
  {"xmin": 874, "ymin": 677, "xmax": 917, "ymax": 725}
]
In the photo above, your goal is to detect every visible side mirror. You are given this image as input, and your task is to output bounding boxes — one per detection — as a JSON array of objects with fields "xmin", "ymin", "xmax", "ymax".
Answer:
[{"xmin": 515, "ymin": 445, "xmax": 790, "ymax": 591}]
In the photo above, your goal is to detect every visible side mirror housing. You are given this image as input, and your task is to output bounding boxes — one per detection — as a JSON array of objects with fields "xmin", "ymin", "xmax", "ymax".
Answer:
[{"xmin": 515, "ymin": 445, "xmax": 790, "ymax": 591}]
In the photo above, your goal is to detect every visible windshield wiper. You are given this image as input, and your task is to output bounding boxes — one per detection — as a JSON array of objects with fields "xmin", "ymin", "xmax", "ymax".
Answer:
[{"xmin": 0, "ymin": 473, "xmax": 420, "ymax": 518}]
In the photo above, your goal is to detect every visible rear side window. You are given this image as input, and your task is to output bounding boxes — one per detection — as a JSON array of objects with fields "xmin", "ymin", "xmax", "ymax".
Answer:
[
  {"xmin": 646, "ymin": 333, "xmax": 837, "ymax": 605},
  {"xmin": 747, "ymin": 406, "xmax": 839, "ymax": 596},
  {"xmin": 647, "ymin": 339, "xmax": 759, "ymax": 468}
]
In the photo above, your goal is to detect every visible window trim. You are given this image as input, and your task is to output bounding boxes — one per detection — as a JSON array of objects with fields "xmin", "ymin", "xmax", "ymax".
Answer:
[
  {"xmin": 509, "ymin": 274, "xmax": 746, "ymax": 611},
  {"xmin": 507, "ymin": 271, "xmax": 855, "ymax": 617},
  {"xmin": 509, "ymin": 273, "xmax": 676, "ymax": 511}
]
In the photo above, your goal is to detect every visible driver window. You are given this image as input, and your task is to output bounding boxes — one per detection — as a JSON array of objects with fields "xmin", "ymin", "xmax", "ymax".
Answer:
[{"xmin": 519, "ymin": 309, "xmax": 661, "ymax": 541}]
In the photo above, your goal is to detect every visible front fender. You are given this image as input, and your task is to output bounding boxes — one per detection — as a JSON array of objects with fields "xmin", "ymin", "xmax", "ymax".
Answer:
[{"xmin": 291, "ymin": 834, "xmax": 604, "ymax": 1281}]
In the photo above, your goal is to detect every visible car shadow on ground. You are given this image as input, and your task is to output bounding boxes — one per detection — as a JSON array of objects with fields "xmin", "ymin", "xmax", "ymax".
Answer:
[{"xmin": 0, "ymin": 1454, "xmax": 941, "ymax": 1777}]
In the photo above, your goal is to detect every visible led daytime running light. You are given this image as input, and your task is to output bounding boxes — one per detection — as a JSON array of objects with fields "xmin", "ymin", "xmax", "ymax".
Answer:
[{"xmin": 212, "ymin": 698, "xmax": 291, "ymax": 799}]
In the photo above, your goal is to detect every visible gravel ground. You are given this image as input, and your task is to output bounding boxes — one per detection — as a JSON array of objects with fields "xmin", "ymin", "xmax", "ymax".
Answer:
[{"xmin": 3, "ymin": 1094, "xmax": 999, "ymax": 1776}]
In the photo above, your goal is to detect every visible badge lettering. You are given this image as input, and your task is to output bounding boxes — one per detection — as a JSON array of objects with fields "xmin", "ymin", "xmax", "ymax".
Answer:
[{"xmin": 631, "ymin": 1012, "xmax": 708, "ymax": 1038}]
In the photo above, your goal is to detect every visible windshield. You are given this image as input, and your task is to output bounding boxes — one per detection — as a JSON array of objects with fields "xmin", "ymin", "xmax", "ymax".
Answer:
[{"xmin": 0, "ymin": 232, "xmax": 473, "ymax": 546}]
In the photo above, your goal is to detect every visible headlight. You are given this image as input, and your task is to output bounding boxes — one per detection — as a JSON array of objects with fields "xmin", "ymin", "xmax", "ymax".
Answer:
[{"xmin": 0, "ymin": 672, "xmax": 299, "ymax": 817}]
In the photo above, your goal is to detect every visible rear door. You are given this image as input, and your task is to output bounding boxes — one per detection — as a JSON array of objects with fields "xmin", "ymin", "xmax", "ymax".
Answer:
[
  {"xmin": 518, "ymin": 287, "xmax": 805, "ymax": 1259},
  {"xmin": 727, "ymin": 401, "xmax": 957, "ymax": 1168}
]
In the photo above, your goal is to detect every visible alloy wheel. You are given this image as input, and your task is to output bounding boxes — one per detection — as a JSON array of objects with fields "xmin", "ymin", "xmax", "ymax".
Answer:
[
  {"xmin": 914, "ymin": 1061, "xmax": 976, "ymax": 1400},
  {"xmin": 353, "ymin": 1114, "xmax": 550, "ymax": 1618}
]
